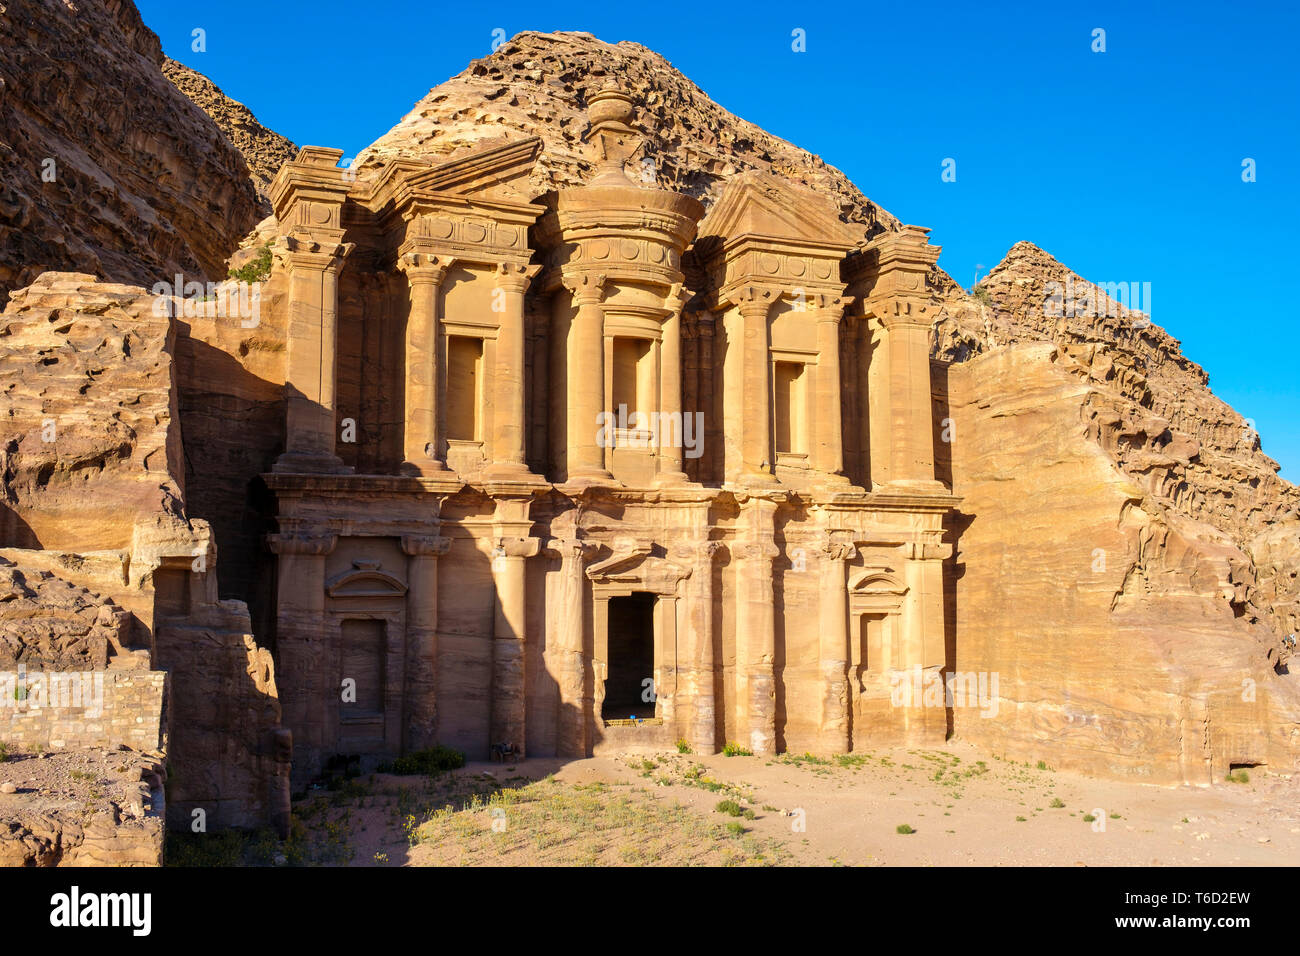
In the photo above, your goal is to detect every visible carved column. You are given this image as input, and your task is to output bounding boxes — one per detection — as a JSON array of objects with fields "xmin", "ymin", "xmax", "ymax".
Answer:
[
  {"xmin": 397, "ymin": 253, "xmax": 452, "ymax": 475},
  {"xmin": 737, "ymin": 497, "xmax": 779, "ymax": 754},
  {"xmin": 814, "ymin": 297, "xmax": 847, "ymax": 480},
  {"xmin": 545, "ymin": 536, "xmax": 596, "ymax": 757},
  {"xmin": 657, "ymin": 284, "xmax": 690, "ymax": 484},
  {"xmin": 488, "ymin": 262, "xmax": 542, "ymax": 477},
  {"xmin": 402, "ymin": 533, "xmax": 452, "ymax": 751},
  {"xmin": 819, "ymin": 537, "xmax": 856, "ymax": 753},
  {"xmin": 562, "ymin": 271, "xmax": 612, "ymax": 482},
  {"xmin": 274, "ymin": 239, "xmax": 353, "ymax": 473},
  {"xmin": 883, "ymin": 312, "xmax": 937, "ymax": 484},
  {"xmin": 687, "ymin": 540, "xmax": 725, "ymax": 754},
  {"xmin": 490, "ymin": 535, "xmax": 540, "ymax": 754},
  {"xmin": 736, "ymin": 290, "xmax": 775, "ymax": 483},
  {"xmin": 268, "ymin": 530, "xmax": 337, "ymax": 785}
]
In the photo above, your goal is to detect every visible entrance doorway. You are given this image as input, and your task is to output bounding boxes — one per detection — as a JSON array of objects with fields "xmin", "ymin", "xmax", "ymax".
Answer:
[{"xmin": 603, "ymin": 592, "xmax": 656, "ymax": 720}]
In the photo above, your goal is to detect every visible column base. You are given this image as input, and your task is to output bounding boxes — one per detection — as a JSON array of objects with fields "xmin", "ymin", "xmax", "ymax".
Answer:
[
  {"xmin": 560, "ymin": 468, "xmax": 621, "ymax": 491},
  {"xmin": 399, "ymin": 459, "xmax": 453, "ymax": 478},
  {"xmin": 482, "ymin": 460, "xmax": 543, "ymax": 482},
  {"xmin": 654, "ymin": 469, "xmax": 697, "ymax": 488},
  {"xmin": 272, "ymin": 452, "xmax": 353, "ymax": 475}
]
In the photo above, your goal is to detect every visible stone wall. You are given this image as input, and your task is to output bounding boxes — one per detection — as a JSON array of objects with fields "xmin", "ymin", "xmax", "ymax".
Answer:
[{"xmin": 0, "ymin": 670, "xmax": 166, "ymax": 753}]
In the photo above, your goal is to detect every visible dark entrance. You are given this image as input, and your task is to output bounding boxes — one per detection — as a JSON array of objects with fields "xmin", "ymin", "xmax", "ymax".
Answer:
[{"xmin": 603, "ymin": 592, "xmax": 656, "ymax": 720}]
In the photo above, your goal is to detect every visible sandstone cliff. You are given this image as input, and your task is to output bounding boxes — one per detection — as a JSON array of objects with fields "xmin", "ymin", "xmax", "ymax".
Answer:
[
  {"xmin": 0, "ymin": 0, "xmax": 264, "ymax": 303},
  {"xmin": 162, "ymin": 57, "xmax": 298, "ymax": 206},
  {"xmin": 935, "ymin": 246, "xmax": 1300, "ymax": 780}
]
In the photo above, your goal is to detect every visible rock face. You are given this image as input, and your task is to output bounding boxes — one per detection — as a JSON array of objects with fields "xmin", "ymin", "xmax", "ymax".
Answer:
[
  {"xmin": 935, "ymin": 245, "xmax": 1300, "ymax": 781},
  {"xmin": 0, "ymin": 0, "xmax": 264, "ymax": 303},
  {"xmin": 162, "ymin": 57, "xmax": 298, "ymax": 206},
  {"xmin": 0, "ymin": 273, "xmax": 186, "ymax": 553},
  {"xmin": 356, "ymin": 30, "xmax": 899, "ymax": 237},
  {"xmin": 0, "ymin": 270, "xmax": 288, "ymax": 837}
]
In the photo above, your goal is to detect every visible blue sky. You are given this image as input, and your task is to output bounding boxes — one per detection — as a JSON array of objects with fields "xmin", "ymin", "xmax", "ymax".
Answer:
[{"xmin": 138, "ymin": 0, "xmax": 1300, "ymax": 480}]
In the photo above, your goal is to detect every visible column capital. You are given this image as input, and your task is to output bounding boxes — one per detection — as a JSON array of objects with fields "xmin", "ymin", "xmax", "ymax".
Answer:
[
  {"xmin": 671, "ymin": 538, "xmax": 728, "ymax": 564},
  {"xmin": 723, "ymin": 283, "xmax": 780, "ymax": 315},
  {"xmin": 398, "ymin": 251, "xmax": 453, "ymax": 284},
  {"xmin": 821, "ymin": 534, "xmax": 858, "ymax": 563},
  {"xmin": 267, "ymin": 531, "xmax": 337, "ymax": 556},
  {"xmin": 560, "ymin": 268, "xmax": 608, "ymax": 304},
  {"xmin": 544, "ymin": 537, "xmax": 599, "ymax": 562},
  {"xmin": 274, "ymin": 235, "xmax": 352, "ymax": 271},
  {"xmin": 734, "ymin": 540, "xmax": 780, "ymax": 563},
  {"xmin": 494, "ymin": 535, "xmax": 542, "ymax": 560},
  {"xmin": 813, "ymin": 295, "xmax": 846, "ymax": 323},
  {"xmin": 402, "ymin": 534, "xmax": 452, "ymax": 557},
  {"xmin": 496, "ymin": 261, "xmax": 542, "ymax": 294},
  {"xmin": 663, "ymin": 280, "xmax": 686, "ymax": 315}
]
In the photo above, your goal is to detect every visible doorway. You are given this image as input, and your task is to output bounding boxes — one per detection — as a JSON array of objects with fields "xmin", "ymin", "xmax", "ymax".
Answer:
[{"xmin": 603, "ymin": 592, "xmax": 656, "ymax": 720}]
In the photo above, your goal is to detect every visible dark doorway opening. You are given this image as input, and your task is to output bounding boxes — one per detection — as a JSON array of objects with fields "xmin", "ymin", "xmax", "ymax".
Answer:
[{"xmin": 604, "ymin": 592, "xmax": 656, "ymax": 720}]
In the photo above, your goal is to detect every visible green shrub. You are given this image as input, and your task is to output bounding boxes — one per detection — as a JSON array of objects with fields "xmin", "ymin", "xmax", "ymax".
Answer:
[
  {"xmin": 725, "ymin": 821, "xmax": 745, "ymax": 836},
  {"xmin": 971, "ymin": 284, "xmax": 993, "ymax": 306},
  {"xmin": 388, "ymin": 745, "xmax": 465, "ymax": 776},
  {"xmin": 722, "ymin": 741, "xmax": 753, "ymax": 757},
  {"xmin": 896, "ymin": 824, "xmax": 915, "ymax": 835},
  {"xmin": 1226, "ymin": 769, "xmax": 1250, "ymax": 784},
  {"xmin": 228, "ymin": 242, "xmax": 273, "ymax": 285},
  {"xmin": 715, "ymin": 799, "xmax": 744, "ymax": 817},
  {"xmin": 1049, "ymin": 797, "xmax": 1066, "ymax": 808},
  {"xmin": 675, "ymin": 739, "xmax": 692, "ymax": 754}
]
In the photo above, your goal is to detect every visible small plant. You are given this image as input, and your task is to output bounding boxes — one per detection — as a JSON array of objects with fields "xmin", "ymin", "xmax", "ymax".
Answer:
[
  {"xmin": 228, "ymin": 242, "xmax": 273, "ymax": 285},
  {"xmin": 675, "ymin": 739, "xmax": 691, "ymax": 754},
  {"xmin": 725, "ymin": 821, "xmax": 745, "ymax": 836},
  {"xmin": 389, "ymin": 745, "xmax": 465, "ymax": 776},
  {"xmin": 1015, "ymin": 815, "xmax": 1027, "ymax": 822},
  {"xmin": 971, "ymin": 284, "xmax": 993, "ymax": 306},
  {"xmin": 742, "ymin": 808, "xmax": 756, "ymax": 820},
  {"xmin": 1049, "ymin": 797, "xmax": 1066, "ymax": 808},
  {"xmin": 715, "ymin": 799, "xmax": 744, "ymax": 817},
  {"xmin": 1082, "ymin": 813, "xmax": 1096, "ymax": 823},
  {"xmin": 722, "ymin": 741, "xmax": 753, "ymax": 757},
  {"xmin": 372, "ymin": 852, "xmax": 388, "ymax": 864},
  {"xmin": 1036, "ymin": 760, "xmax": 1051, "ymax": 771},
  {"xmin": 896, "ymin": 824, "xmax": 915, "ymax": 835},
  {"xmin": 1109, "ymin": 813, "xmax": 1121, "ymax": 819},
  {"xmin": 639, "ymin": 758, "xmax": 658, "ymax": 772},
  {"xmin": 0, "ymin": 742, "xmax": 8, "ymax": 762},
  {"xmin": 1226, "ymin": 769, "xmax": 1250, "ymax": 784}
]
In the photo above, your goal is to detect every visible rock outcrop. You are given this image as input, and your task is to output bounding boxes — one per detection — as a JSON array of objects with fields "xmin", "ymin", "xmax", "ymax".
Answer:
[
  {"xmin": 935, "ymin": 245, "xmax": 1300, "ymax": 780},
  {"xmin": 0, "ymin": 0, "xmax": 264, "ymax": 303},
  {"xmin": 355, "ymin": 30, "xmax": 899, "ymax": 236},
  {"xmin": 162, "ymin": 57, "xmax": 298, "ymax": 206}
]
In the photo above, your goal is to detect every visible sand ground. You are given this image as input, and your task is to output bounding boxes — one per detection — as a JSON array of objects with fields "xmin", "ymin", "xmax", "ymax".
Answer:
[{"xmin": 284, "ymin": 741, "xmax": 1300, "ymax": 866}]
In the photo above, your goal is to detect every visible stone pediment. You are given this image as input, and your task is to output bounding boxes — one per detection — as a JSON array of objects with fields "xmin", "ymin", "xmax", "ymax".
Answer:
[
  {"xmin": 586, "ymin": 540, "xmax": 691, "ymax": 594},
  {"xmin": 697, "ymin": 171, "xmax": 863, "ymax": 255},
  {"xmin": 405, "ymin": 136, "xmax": 543, "ymax": 203},
  {"xmin": 326, "ymin": 560, "xmax": 407, "ymax": 598}
]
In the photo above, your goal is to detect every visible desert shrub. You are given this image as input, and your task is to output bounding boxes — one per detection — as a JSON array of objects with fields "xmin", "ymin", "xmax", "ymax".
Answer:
[{"xmin": 388, "ymin": 745, "xmax": 466, "ymax": 776}]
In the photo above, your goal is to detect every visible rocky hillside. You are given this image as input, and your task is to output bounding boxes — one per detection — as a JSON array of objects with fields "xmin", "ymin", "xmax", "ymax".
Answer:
[
  {"xmin": 934, "ymin": 243, "xmax": 1300, "ymax": 641},
  {"xmin": 163, "ymin": 57, "xmax": 298, "ymax": 206},
  {"xmin": 355, "ymin": 31, "xmax": 899, "ymax": 237},
  {"xmin": 0, "ymin": 0, "xmax": 263, "ymax": 303}
]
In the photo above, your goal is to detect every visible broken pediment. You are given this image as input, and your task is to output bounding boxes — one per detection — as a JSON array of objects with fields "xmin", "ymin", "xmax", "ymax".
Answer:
[
  {"xmin": 586, "ymin": 540, "xmax": 691, "ymax": 593},
  {"xmin": 697, "ymin": 170, "xmax": 863, "ymax": 254},
  {"xmin": 404, "ymin": 136, "xmax": 543, "ymax": 203}
]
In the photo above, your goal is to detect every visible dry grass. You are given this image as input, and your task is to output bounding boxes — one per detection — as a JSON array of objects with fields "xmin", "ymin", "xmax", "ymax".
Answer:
[{"xmin": 406, "ymin": 777, "xmax": 789, "ymax": 866}]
